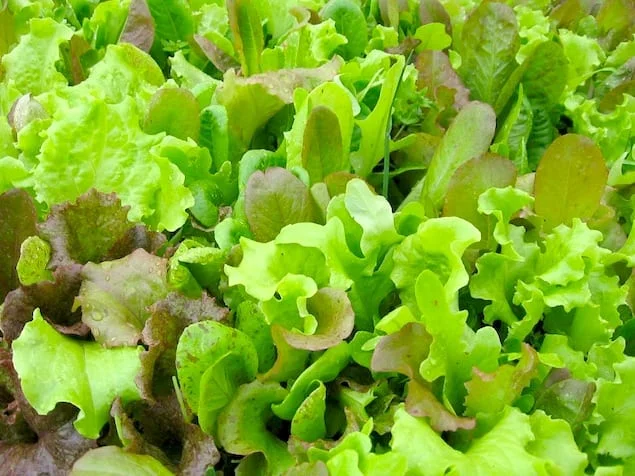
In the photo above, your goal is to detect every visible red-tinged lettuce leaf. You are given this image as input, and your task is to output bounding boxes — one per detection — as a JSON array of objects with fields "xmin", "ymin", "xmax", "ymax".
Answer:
[
  {"xmin": 142, "ymin": 88, "xmax": 200, "ymax": 142},
  {"xmin": 464, "ymin": 344, "xmax": 539, "ymax": 416},
  {"xmin": 109, "ymin": 398, "xmax": 175, "ymax": 470},
  {"xmin": 179, "ymin": 421, "xmax": 221, "ymax": 475},
  {"xmin": 280, "ymin": 288, "xmax": 354, "ymax": 351},
  {"xmin": 534, "ymin": 134, "xmax": 609, "ymax": 230},
  {"xmin": 419, "ymin": 101, "xmax": 496, "ymax": 216},
  {"xmin": 124, "ymin": 393, "xmax": 196, "ymax": 464},
  {"xmin": 76, "ymin": 249, "xmax": 170, "ymax": 347},
  {"xmin": 0, "ymin": 264, "xmax": 84, "ymax": 343},
  {"xmin": 415, "ymin": 50, "xmax": 469, "ymax": 110},
  {"xmin": 0, "ymin": 189, "xmax": 37, "ymax": 301},
  {"xmin": 193, "ymin": 34, "xmax": 240, "ymax": 73},
  {"xmin": 534, "ymin": 368, "xmax": 596, "ymax": 430},
  {"xmin": 302, "ymin": 105, "xmax": 347, "ymax": 184},
  {"xmin": 596, "ymin": 0, "xmax": 635, "ymax": 49},
  {"xmin": 324, "ymin": 172, "xmax": 361, "ymax": 198},
  {"xmin": 110, "ymin": 396, "xmax": 221, "ymax": 474},
  {"xmin": 70, "ymin": 446, "xmax": 174, "ymax": 476},
  {"xmin": 58, "ymin": 35, "xmax": 92, "ymax": 86},
  {"xmin": 119, "ymin": 0, "xmax": 155, "ymax": 53},
  {"xmin": 217, "ymin": 380, "xmax": 294, "ymax": 475},
  {"xmin": 2, "ymin": 421, "xmax": 98, "ymax": 476},
  {"xmin": 371, "ymin": 322, "xmax": 432, "ymax": 380},
  {"xmin": 140, "ymin": 292, "xmax": 229, "ymax": 397},
  {"xmin": 245, "ymin": 167, "xmax": 316, "ymax": 242},
  {"xmin": 405, "ymin": 380, "xmax": 476, "ymax": 432},
  {"xmin": 419, "ymin": 0, "xmax": 452, "ymax": 36},
  {"xmin": 371, "ymin": 322, "xmax": 473, "ymax": 432},
  {"xmin": 103, "ymin": 225, "xmax": 166, "ymax": 262},
  {"xmin": 443, "ymin": 154, "xmax": 517, "ymax": 248},
  {"xmin": 458, "ymin": 2, "xmax": 519, "ymax": 106},
  {"xmin": 38, "ymin": 190, "xmax": 154, "ymax": 269}
]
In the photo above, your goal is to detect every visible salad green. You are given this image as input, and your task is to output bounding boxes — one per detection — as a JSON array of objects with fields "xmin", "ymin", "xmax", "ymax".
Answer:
[{"xmin": 1, "ymin": 0, "xmax": 634, "ymax": 474}]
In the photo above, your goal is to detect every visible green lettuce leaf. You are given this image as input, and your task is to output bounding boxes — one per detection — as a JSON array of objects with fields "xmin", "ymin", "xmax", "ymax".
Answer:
[
  {"xmin": 175, "ymin": 320, "xmax": 258, "ymax": 417},
  {"xmin": 1, "ymin": 18, "xmax": 73, "ymax": 95},
  {"xmin": 70, "ymin": 446, "xmax": 173, "ymax": 476},
  {"xmin": 391, "ymin": 405, "xmax": 584, "ymax": 475},
  {"xmin": 217, "ymin": 380, "xmax": 293, "ymax": 475},
  {"xmin": 595, "ymin": 357, "xmax": 635, "ymax": 462},
  {"xmin": 16, "ymin": 236, "xmax": 53, "ymax": 286},
  {"xmin": 12, "ymin": 309, "xmax": 143, "ymax": 439},
  {"xmin": 33, "ymin": 95, "xmax": 193, "ymax": 231},
  {"xmin": 458, "ymin": 2, "xmax": 519, "ymax": 106},
  {"xmin": 418, "ymin": 101, "xmax": 497, "ymax": 216}
]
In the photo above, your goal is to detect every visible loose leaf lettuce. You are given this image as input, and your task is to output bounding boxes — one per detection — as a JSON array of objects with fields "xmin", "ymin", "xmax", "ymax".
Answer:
[
  {"xmin": 0, "ymin": 189, "xmax": 37, "ymax": 301},
  {"xmin": 76, "ymin": 249, "xmax": 169, "ymax": 347},
  {"xmin": 458, "ymin": 2, "xmax": 519, "ymax": 106},
  {"xmin": 70, "ymin": 446, "xmax": 173, "ymax": 476},
  {"xmin": 534, "ymin": 134, "xmax": 608, "ymax": 230},
  {"xmin": 419, "ymin": 101, "xmax": 497, "ymax": 216},
  {"xmin": 12, "ymin": 310, "xmax": 143, "ymax": 439}
]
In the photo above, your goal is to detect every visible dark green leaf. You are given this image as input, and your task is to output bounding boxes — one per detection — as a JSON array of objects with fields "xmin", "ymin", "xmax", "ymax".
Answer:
[
  {"xmin": 146, "ymin": 0, "xmax": 193, "ymax": 43},
  {"xmin": 458, "ymin": 2, "xmax": 519, "ymax": 105},
  {"xmin": 321, "ymin": 0, "xmax": 368, "ymax": 59}
]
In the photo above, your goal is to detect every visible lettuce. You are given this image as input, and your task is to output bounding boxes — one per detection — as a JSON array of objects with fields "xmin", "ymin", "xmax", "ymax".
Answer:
[{"xmin": 1, "ymin": 1, "xmax": 634, "ymax": 474}]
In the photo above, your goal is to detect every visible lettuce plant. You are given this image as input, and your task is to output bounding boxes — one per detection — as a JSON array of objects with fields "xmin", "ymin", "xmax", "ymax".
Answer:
[{"xmin": 1, "ymin": 0, "xmax": 634, "ymax": 474}]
